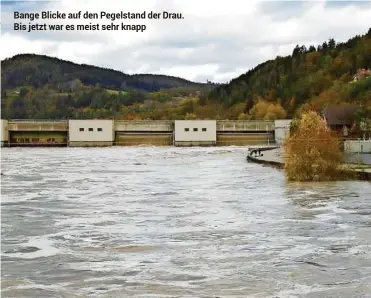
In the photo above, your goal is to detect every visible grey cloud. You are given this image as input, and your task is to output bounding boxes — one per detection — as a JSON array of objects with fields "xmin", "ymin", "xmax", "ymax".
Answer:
[
  {"xmin": 82, "ymin": 17, "xmax": 370, "ymax": 82},
  {"xmin": 257, "ymin": 0, "xmax": 371, "ymax": 22},
  {"xmin": 192, "ymin": 74, "xmax": 213, "ymax": 83},
  {"xmin": 1, "ymin": 0, "xmax": 52, "ymax": 13},
  {"xmin": 1, "ymin": 11, "xmax": 109, "ymax": 43},
  {"xmin": 83, "ymin": 37, "xmax": 274, "ymax": 82},
  {"xmin": 256, "ymin": 1, "xmax": 308, "ymax": 21},
  {"xmin": 2, "ymin": 0, "xmax": 371, "ymax": 83},
  {"xmin": 324, "ymin": 1, "xmax": 371, "ymax": 9}
]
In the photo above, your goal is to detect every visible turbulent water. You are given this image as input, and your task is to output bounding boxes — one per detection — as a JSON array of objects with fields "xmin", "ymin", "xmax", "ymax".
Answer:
[{"xmin": 1, "ymin": 147, "xmax": 371, "ymax": 298}]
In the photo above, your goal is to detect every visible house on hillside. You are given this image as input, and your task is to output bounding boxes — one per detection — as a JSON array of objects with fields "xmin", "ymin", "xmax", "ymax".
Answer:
[
  {"xmin": 321, "ymin": 104, "xmax": 358, "ymax": 137},
  {"xmin": 353, "ymin": 68, "xmax": 371, "ymax": 82}
]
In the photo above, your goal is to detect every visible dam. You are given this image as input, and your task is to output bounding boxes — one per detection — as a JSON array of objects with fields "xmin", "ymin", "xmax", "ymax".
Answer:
[{"xmin": 0, "ymin": 119, "xmax": 286, "ymax": 147}]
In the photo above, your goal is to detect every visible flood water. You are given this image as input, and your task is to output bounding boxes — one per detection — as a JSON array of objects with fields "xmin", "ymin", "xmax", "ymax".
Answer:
[{"xmin": 1, "ymin": 147, "xmax": 371, "ymax": 298}]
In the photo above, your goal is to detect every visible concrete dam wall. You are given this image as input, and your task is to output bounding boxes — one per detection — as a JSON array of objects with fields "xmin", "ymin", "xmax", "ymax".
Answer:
[{"xmin": 1, "ymin": 119, "xmax": 279, "ymax": 147}]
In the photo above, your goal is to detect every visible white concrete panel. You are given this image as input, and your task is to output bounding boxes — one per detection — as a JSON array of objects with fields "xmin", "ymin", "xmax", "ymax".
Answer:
[
  {"xmin": 175, "ymin": 120, "xmax": 216, "ymax": 142},
  {"xmin": 274, "ymin": 119, "xmax": 292, "ymax": 129},
  {"xmin": 275, "ymin": 119, "xmax": 292, "ymax": 145},
  {"xmin": 344, "ymin": 140, "xmax": 371, "ymax": 153},
  {"xmin": 69, "ymin": 120, "xmax": 114, "ymax": 142}
]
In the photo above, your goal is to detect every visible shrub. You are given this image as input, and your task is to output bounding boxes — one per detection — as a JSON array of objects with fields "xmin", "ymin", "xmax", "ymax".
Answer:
[{"xmin": 284, "ymin": 111, "xmax": 342, "ymax": 181}]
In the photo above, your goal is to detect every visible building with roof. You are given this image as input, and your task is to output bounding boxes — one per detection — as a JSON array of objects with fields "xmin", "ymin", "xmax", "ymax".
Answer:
[{"xmin": 321, "ymin": 104, "xmax": 358, "ymax": 137}]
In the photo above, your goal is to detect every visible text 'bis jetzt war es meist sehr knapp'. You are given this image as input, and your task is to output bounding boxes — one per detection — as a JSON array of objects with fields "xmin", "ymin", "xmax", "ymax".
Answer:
[{"xmin": 13, "ymin": 11, "xmax": 184, "ymax": 32}]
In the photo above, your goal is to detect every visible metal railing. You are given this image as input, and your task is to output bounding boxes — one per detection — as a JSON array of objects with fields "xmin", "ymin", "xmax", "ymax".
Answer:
[
  {"xmin": 216, "ymin": 120, "xmax": 275, "ymax": 132},
  {"xmin": 9, "ymin": 119, "xmax": 68, "ymax": 122}
]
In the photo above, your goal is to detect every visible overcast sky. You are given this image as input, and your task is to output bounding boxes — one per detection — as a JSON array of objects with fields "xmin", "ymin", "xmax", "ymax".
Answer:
[{"xmin": 1, "ymin": 0, "xmax": 370, "ymax": 83}]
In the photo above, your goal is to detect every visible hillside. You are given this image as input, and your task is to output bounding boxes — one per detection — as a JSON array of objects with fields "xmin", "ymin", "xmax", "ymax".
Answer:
[
  {"xmin": 1, "ymin": 54, "xmax": 216, "ymax": 120},
  {"xmin": 1, "ymin": 54, "xmax": 209, "ymax": 92},
  {"xmin": 1, "ymin": 28, "xmax": 371, "ymax": 121},
  {"xmin": 208, "ymin": 28, "xmax": 371, "ymax": 120}
]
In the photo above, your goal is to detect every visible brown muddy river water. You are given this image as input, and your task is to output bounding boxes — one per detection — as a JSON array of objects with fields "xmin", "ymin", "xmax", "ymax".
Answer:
[{"xmin": 1, "ymin": 147, "xmax": 371, "ymax": 297}]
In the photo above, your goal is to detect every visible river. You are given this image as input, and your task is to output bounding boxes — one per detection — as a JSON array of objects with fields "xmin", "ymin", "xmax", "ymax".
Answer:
[{"xmin": 1, "ymin": 147, "xmax": 371, "ymax": 297}]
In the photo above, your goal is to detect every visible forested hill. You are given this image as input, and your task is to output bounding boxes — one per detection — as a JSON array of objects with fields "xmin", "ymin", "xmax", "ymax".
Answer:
[
  {"xmin": 1, "ymin": 54, "xmax": 218, "ymax": 120},
  {"xmin": 208, "ymin": 28, "xmax": 371, "ymax": 119},
  {"xmin": 1, "ymin": 54, "xmax": 209, "ymax": 92},
  {"xmin": 1, "ymin": 29, "xmax": 370, "ymax": 121}
]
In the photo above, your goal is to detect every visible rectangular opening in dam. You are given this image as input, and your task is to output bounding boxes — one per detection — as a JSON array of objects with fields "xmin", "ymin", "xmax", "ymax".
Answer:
[
  {"xmin": 115, "ymin": 133, "xmax": 173, "ymax": 146},
  {"xmin": 9, "ymin": 131, "xmax": 68, "ymax": 146}
]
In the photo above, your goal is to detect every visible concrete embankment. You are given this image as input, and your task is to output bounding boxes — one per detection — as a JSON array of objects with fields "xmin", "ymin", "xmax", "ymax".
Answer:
[
  {"xmin": 247, "ymin": 147, "xmax": 283, "ymax": 169},
  {"xmin": 247, "ymin": 147, "xmax": 371, "ymax": 181}
]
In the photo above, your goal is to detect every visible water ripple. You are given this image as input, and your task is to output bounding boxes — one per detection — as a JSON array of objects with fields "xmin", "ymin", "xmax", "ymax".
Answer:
[{"xmin": 1, "ymin": 146, "xmax": 371, "ymax": 297}]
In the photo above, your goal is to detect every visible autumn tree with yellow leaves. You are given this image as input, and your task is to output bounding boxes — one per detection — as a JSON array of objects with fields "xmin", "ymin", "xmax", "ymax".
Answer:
[
  {"xmin": 249, "ymin": 100, "xmax": 287, "ymax": 120},
  {"xmin": 284, "ymin": 111, "xmax": 342, "ymax": 181}
]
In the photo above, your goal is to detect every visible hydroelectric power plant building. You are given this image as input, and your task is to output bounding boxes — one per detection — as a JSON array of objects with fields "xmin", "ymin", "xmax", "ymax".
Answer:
[
  {"xmin": 174, "ymin": 120, "xmax": 217, "ymax": 146},
  {"xmin": 68, "ymin": 120, "xmax": 115, "ymax": 147},
  {"xmin": 1, "ymin": 119, "xmax": 287, "ymax": 147}
]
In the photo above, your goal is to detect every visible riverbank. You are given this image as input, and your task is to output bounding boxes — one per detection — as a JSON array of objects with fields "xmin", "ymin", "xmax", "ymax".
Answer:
[{"xmin": 247, "ymin": 147, "xmax": 371, "ymax": 181}]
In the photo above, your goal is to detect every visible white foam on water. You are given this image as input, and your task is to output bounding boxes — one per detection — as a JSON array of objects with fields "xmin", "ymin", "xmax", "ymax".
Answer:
[
  {"xmin": 5, "ymin": 236, "xmax": 59, "ymax": 259},
  {"xmin": 265, "ymin": 283, "xmax": 335, "ymax": 298}
]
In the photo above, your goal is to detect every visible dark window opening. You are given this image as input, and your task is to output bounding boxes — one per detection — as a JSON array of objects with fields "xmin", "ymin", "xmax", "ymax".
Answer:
[
  {"xmin": 98, "ymin": 128, "xmax": 103, "ymax": 132},
  {"xmin": 202, "ymin": 128, "xmax": 207, "ymax": 131},
  {"xmin": 185, "ymin": 128, "xmax": 189, "ymax": 131},
  {"xmin": 193, "ymin": 128, "xmax": 198, "ymax": 131},
  {"xmin": 88, "ymin": 128, "xmax": 93, "ymax": 131},
  {"xmin": 79, "ymin": 128, "xmax": 84, "ymax": 131}
]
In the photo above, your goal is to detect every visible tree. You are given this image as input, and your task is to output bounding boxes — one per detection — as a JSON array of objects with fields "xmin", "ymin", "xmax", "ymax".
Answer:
[
  {"xmin": 238, "ymin": 112, "xmax": 249, "ymax": 120},
  {"xmin": 283, "ymin": 111, "xmax": 342, "ymax": 181},
  {"xmin": 308, "ymin": 45, "xmax": 316, "ymax": 52},
  {"xmin": 19, "ymin": 87, "xmax": 29, "ymax": 98},
  {"xmin": 151, "ymin": 91, "xmax": 171, "ymax": 102},
  {"xmin": 295, "ymin": 103, "xmax": 313, "ymax": 118},
  {"xmin": 9, "ymin": 97, "xmax": 27, "ymax": 118},
  {"xmin": 264, "ymin": 103, "xmax": 287, "ymax": 120},
  {"xmin": 355, "ymin": 107, "xmax": 371, "ymax": 138},
  {"xmin": 322, "ymin": 41, "xmax": 328, "ymax": 52},
  {"xmin": 249, "ymin": 100, "xmax": 269, "ymax": 119},
  {"xmin": 199, "ymin": 94, "xmax": 208, "ymax": 106},
  {"xmin": 360, "ymin": 119, "xmax": 371, "ymax": 139},
  {"xmin": 185, "ymin": 112, "xmax": 197, "ymax": 120},
  {"xmin": 328, "ymin": 38, "xmax": 336, "ymax": 50},
  {"xmin": 289, "ymin": 118, "xmax": 300, "ymax": 135},
  {"xmin": 226, "ymin": 102, "xmax": 247, "ymax": 119},
  {"xmin": 249, "ymin": 100, "xmax": 287, "ymax": 120}
]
